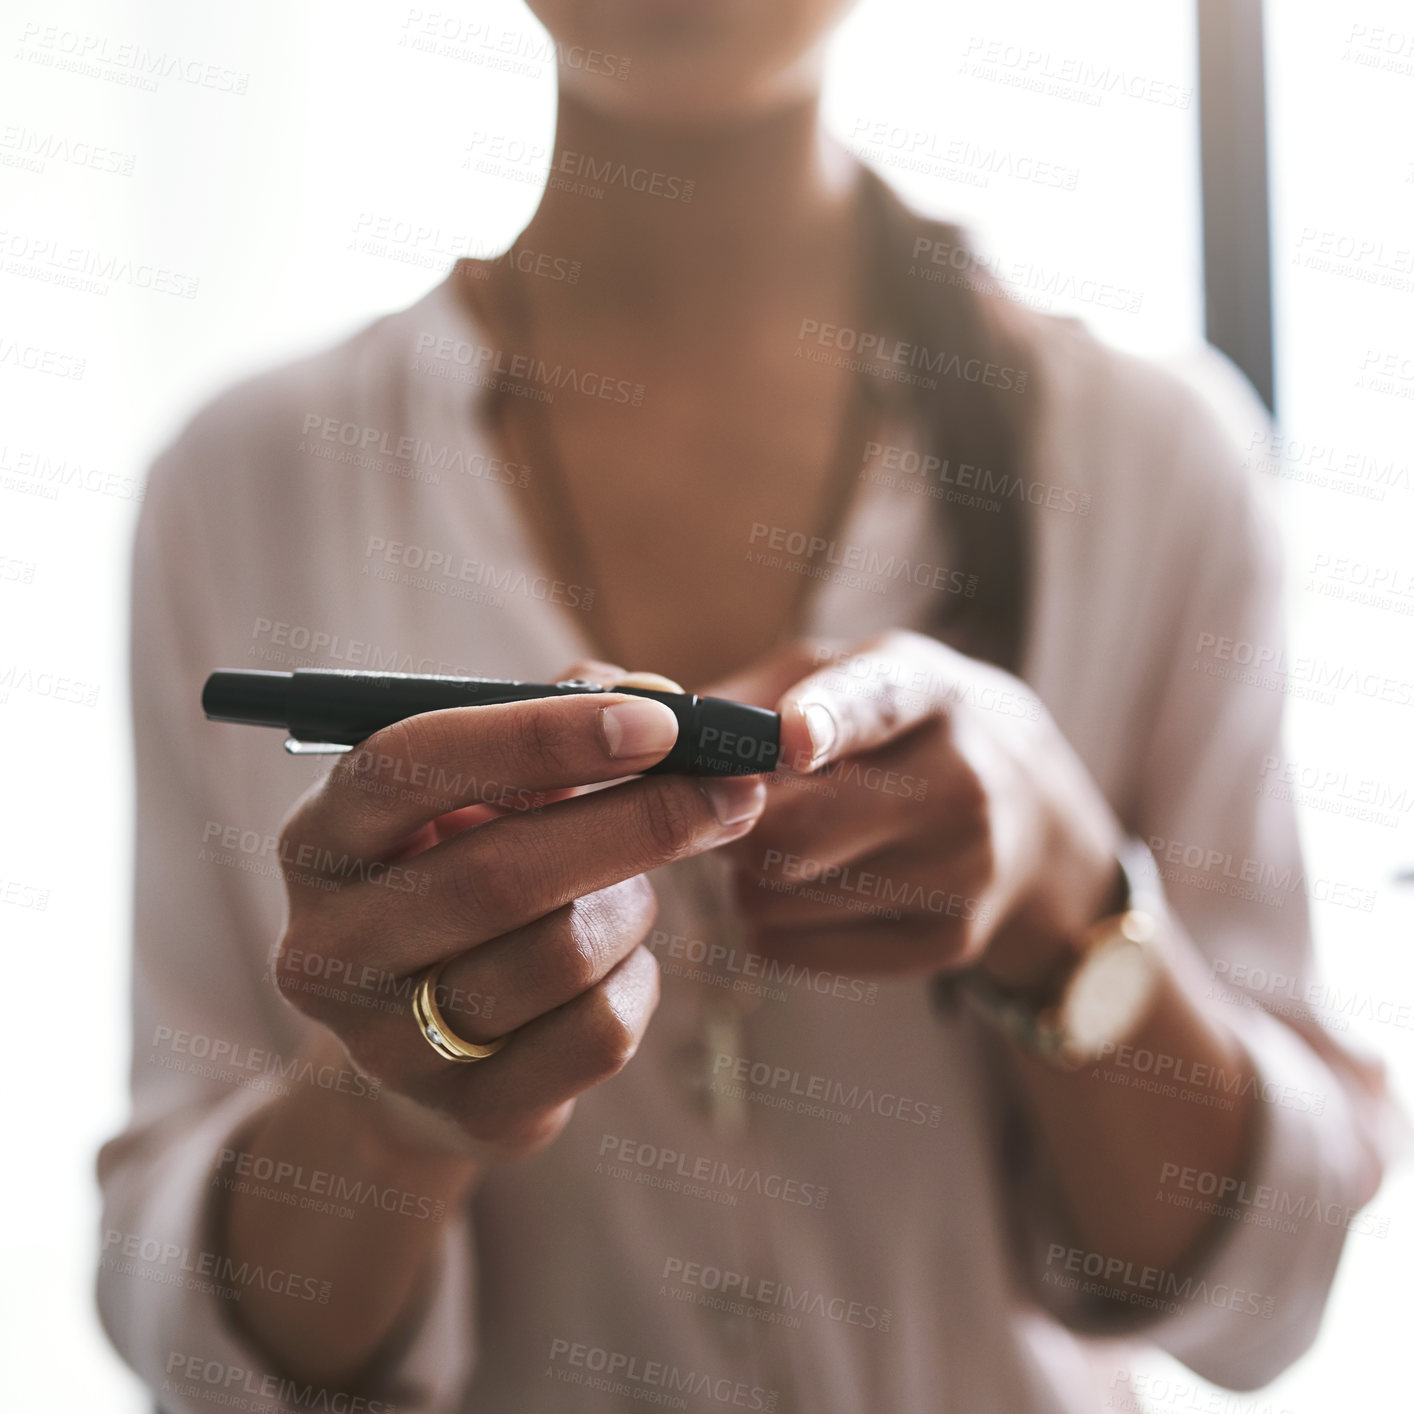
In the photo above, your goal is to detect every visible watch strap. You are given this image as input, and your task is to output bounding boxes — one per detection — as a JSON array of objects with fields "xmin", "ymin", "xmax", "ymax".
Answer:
[{"xmin": 934, "ymin": 837, "xmax": 1162, "ymax": 1068}]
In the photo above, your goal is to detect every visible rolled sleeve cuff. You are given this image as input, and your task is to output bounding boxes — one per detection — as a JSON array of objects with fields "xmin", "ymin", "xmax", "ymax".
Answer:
[
  {"xmin": 98, "ymin": 1089, "xmax": 475, "ymax": 1414},
  {"xmin": 1144, "ymin": 1004, "xmax": 1366, "ymax": 1388},
  {"xmin": 1017, "ymin": 1005, "xmax": 1373, "ymax": 1388}
]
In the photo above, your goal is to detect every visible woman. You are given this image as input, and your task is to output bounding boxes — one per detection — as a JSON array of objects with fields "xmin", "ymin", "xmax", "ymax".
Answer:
[{"xmin": 99, "ymin": 3, "xmax": 1392, "ymax": 1411}]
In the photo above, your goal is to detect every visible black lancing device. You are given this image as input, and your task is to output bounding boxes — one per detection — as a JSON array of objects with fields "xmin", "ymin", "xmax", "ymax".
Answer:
[{"xmin": 201, "ymin": 669, "xmax": 780, "ymax": 777}]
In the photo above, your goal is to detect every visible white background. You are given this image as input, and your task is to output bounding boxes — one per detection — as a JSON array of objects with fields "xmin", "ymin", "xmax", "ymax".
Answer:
[{"xmin": 0, "ymin": 1, "xmax": 1409, "ymax": 1408}]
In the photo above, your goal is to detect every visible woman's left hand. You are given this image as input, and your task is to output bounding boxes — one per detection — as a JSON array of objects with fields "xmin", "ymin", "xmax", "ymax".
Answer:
[{"xmin": 708, "ymin": 630, "xmax": 1126, "ymax": 983}]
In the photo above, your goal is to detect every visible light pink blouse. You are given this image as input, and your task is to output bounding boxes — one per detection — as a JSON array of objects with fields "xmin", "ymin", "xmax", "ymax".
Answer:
[{"xmin": 98, "ymin": 271, "xmax": 1391, "ymax": 1413}]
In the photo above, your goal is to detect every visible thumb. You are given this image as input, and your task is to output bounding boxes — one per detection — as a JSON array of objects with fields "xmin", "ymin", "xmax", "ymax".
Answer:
[{"xmin": 776, "ymin": 631, "xmax": 956, "ymax": 773}]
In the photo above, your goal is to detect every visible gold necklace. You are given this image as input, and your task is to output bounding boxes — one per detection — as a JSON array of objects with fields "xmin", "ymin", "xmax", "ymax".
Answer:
[{"xmin": 484, "ymin": 241, "xmax": 885, "ymax": 673}]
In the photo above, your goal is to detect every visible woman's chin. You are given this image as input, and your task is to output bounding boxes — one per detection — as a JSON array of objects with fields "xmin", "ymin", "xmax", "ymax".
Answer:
[{"xmin": 556, "ymin": 63, "xmax": 819, "ymax": 134}]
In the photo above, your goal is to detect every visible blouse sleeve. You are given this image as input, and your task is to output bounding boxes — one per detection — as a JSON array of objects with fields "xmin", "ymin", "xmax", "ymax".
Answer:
[
  {"xmin": 1012, "ymin": 364, "xmax": 1399, "ymax": 1390},
  {"xmin": 95, "ymin": 411, "xmax": 478, "ymax": 1413}
]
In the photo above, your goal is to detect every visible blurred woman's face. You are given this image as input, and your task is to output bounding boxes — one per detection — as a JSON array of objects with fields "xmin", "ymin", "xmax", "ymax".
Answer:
[{"xmin": 524, "ymin": 0, "xmax": 857, "ymax": 128}]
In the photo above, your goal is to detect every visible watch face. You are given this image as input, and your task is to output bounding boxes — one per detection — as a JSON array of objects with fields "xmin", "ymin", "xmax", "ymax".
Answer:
[{"xmin": 1060, "ymin": 936, "xmax": 1159, "ymax": 1057}]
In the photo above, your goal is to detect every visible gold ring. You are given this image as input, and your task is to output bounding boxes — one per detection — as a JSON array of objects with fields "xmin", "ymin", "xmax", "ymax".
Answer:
[{"xmin": 413, "ymin": 960, "xmax": 507, "ymax": 1063}]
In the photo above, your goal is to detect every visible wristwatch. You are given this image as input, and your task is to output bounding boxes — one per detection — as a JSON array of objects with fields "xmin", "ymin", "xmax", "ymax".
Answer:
[{"xmin": 936, "ymin": 839, "xmax": 1164, "ymax": 1070}]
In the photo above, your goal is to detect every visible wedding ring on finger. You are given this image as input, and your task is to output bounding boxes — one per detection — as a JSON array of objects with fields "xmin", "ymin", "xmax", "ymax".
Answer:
[{"xmin": 413, "ymin": 959, "xmax": 508, "ymax": 1063}]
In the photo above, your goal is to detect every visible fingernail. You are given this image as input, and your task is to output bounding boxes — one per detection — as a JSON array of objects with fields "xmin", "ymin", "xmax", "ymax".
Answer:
[
  {"xmin": 615, "ymin": 671, "xmax": 685, "ymax": 693},
  {"xmin": 800, "ymin": 702, "xmax": 837, "ymax": 768},
  {"xmin": 699, "ymin": 776, "xmax": 767, "ymax": 828},
  {"xmin": 601, "ymin": 699, "xmax": 679, "ymax": 761}
]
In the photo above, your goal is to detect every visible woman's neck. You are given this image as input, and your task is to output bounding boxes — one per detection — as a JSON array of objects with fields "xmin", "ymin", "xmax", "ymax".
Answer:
[{"xmin": 515, "ymin": 89, "xmax": 862, "ymax": 334}]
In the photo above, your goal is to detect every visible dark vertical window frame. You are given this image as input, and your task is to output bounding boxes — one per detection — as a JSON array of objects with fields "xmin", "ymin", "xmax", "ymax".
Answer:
[{"xmin": 1197, "ymin": 0, "xmax": 1276, "ymax": 413}]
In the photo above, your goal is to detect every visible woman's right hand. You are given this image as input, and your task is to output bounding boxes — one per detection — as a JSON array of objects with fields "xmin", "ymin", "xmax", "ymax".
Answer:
[{"xmin": 272, "ymin": 661, "xmax": 766, "ymax": 1165}]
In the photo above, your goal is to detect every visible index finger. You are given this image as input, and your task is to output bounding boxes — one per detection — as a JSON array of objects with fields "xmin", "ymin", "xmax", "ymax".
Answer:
[{"xmin": 285, "ymin": 690, "xmax": 681, "ymax": 863}]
